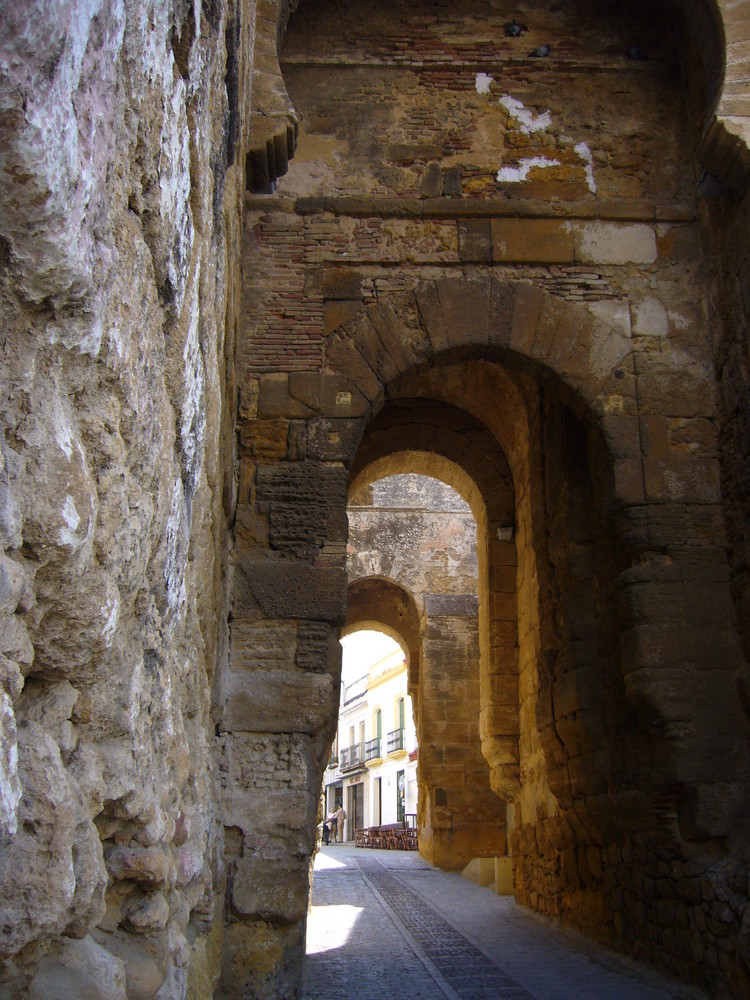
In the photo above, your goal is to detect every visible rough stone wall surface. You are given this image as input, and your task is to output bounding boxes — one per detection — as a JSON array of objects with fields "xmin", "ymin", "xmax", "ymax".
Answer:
[{"xmin": 0, "ymin": 0, "xmax": 247, "ymax": 994}]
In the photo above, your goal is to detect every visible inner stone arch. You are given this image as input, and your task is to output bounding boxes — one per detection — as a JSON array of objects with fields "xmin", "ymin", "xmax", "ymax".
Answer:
[
  {"xmin": 344, "ymin": 576, "xmax": 421, "ymax": 689},
  {"xmin": 346, "ymin": 467, "xmax": 509, "ymax": 868}
]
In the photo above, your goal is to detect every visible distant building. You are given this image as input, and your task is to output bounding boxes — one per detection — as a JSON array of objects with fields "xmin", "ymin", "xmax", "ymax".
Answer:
[{"xmin": 324, "ymin": 633, "xmax": 418, "ymax": 842}]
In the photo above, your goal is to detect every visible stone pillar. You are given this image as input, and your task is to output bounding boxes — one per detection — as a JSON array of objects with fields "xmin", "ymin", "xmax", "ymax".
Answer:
[
  {"xmin": 417, "ymin": 595, "xmax": 506, "ymax": 871},
  {"xmin": 220, "ymin": 448, "xmax": 349, "ymax": 997}
]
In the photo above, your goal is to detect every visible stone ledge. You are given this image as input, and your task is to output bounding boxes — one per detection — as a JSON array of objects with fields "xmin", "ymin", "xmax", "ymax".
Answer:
[{"xmin": 249, "ymin": 194, "xmax": 694, "ymax": 222}]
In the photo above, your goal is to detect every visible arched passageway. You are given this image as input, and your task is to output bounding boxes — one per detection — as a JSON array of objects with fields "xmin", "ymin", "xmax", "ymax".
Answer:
[{"xmin": 345, "ymin": 472, "xmax": 508, "ymax": 868}]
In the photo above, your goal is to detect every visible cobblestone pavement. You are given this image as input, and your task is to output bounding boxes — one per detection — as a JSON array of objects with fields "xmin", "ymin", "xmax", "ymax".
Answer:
[{"xmin": 301, "ymin": 844, "xmax": 712, "ymax": 1000}]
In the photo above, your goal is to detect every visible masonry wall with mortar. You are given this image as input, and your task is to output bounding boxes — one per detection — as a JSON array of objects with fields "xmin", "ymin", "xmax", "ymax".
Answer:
[{"xmin": 231, "ymin": 1, "xmax": 750, "ymax": 997}]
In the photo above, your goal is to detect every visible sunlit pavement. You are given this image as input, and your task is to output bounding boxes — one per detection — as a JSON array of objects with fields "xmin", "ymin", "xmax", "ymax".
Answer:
[{"xmin": 301, "ymin": 844, "xmax": 712, "ymax": 1000}]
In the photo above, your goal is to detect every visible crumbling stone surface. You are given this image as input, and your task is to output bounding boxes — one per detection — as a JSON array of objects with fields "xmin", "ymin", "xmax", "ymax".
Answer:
[{"xmin": 0, "ymin": 0, "xmax": 246, "ymax": 992}]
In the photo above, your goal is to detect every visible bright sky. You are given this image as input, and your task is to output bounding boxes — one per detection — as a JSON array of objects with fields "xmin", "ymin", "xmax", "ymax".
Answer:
[{"xmin": 340, "ymin": 629, "xmax": 403, "ymax": 685}]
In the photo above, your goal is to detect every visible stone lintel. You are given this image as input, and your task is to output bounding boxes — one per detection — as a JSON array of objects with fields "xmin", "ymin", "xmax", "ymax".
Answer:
[
  {"xmin": 424, "ymin": 593, "xmax": 480, "ymax": 617},
  {"xmin": 285, "ymin": 194, "xmax": 694, "ymax": 223}
]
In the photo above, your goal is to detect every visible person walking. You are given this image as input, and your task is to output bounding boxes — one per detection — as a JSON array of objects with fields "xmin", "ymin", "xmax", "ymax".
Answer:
[
  {"xmin": 327, "ymin": 810, "xmax": 337, "ymax": 843},
  {"xmin": 335, "ymin": 804, "xmax": 347, "ymax": 843}
]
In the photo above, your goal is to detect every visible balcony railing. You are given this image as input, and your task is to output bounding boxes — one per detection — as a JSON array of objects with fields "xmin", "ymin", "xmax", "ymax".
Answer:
[
  {"xmin": 327, "ymin": 753, "xmax": 338, "ymax": 769},
  {"xmin": 387, "ymin": 728, "xmax": 405, "ymax": 754},
  {"xmin": 339, "ymin": 742, "xmax": 366, "ymax": 772},
  {"xmin": 342, "ymin": 674, "xmax": 368, "ymax": 704},
  {"xmin": 365, "ymin": 737, "xmax": 381, "ymax": 761}
]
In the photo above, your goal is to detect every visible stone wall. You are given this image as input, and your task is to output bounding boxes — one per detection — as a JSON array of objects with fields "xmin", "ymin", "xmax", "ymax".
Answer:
[
  {"xmin": 232, "ymin": 1, "xmax": 750, "ymax": 996},
  {"xmin": 0, "ymin": 0, "xmax": 250, "ymax": 994}
]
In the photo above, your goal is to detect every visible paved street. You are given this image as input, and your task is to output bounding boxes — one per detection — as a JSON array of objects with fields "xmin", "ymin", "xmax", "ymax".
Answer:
[{"xmin": 301, "ymin": 845, "xmax": 712, "ymax": 1000}]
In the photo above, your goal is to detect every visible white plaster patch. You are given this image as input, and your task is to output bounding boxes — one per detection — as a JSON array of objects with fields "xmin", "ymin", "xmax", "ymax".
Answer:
[
  {"xmin": 58, "ymin": 495, "xmax": 81, "ymax": 547},
  {"xmin": 587, "ymin": 299, "xmax": 632, "ymax": 339},
  {"xmin": 498, "ymin": 94, "xmax": 552, "ymax": 135},
  {"xmin": 164, "ymin": 478, "xmax": 187, "ymax": 621},
  {"xmin": 475, "ymin": 72, "xmax": 494, "ymax": 95},
  {"xmin": 54, "ymin": 400, "xmax": 74, "ymax": 460},
  {"xmin": 632, "ymin": 297, "xmax": 669, "ymax": 337},
  {"xmin": 667, "ymin": 306, "xmax": 693, "ymax": 331},
  {"xmin": 179, "ymin": 278, "xmax": 206, "ymax": 501},
  {"xmin": 102, "ymin": 591, "xmax": 119, "ymax": 645},
  {"xmin": 0, "ymin": 691, "xmax": 21, "ymax": 836},
  {"xmin": 496, "ymin": 157, "xmax": 561, "ymax": 183},
  {"xmin": 574, "ymin": 142, "xmax": 597, "ymax": 194}
]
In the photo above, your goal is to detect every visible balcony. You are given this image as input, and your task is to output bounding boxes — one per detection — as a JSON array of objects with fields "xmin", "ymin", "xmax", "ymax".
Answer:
[
  {"xmin": 339, "ymin": 742, "xmax": 366, "ymax": 773},
  {"xmin": 327, "ymin": 753, "xmax": 338, "ymax": 770},
  {"xmin": 386, "ymin": 728, "xmax": 405, "ymax": 754},
  {"xmin": 365, "ymin": 737, "xmax": 381, "ymax": 762},
  {"xmin": 342, "ymin": 674, "xmax": 368, "ymax": 704}
]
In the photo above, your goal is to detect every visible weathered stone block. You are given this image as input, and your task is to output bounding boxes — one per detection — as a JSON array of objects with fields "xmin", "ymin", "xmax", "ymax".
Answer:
[
  {"xmin": 458, "ymin": 220, "xmax": 492, "ymax": 263},
  {"xmin": 553, "ymin": 665, "xmax": 601, "ymax": 717},
  {"xmin": 223, "ymin": 668, "xmax": 335, "ymax": 734},
  {"xmin": 288, "ymin": 372, "xmax": 370, "ymax": 417},
  {"xmin": 350, "ymin": 309, "xmax": 402, "ymax": 384},
  {"xmin": 415, "ymin": 281, "xmax": 450, "ymax": 353},
  {"xmin": 424, "ymin": 594, "xmax": 479, "ymax": 617},
  {"xmin": 239, "ymin": 420, "xmax": 289, "ymax": 461},
  {"xmin": 255, "ymin": 461, "xmax": 349, "ymax": 550},
  {"xmin": 220, "ymin": 920, "xmax": 303, "ymax": 1000},
  {"xmin": 231, "ymin": 620, "xmax": 298, "ymax": 673},
  {"xmin": 570, "ymin": 222, "xmax": 657, "ymax": 265},
  {"xmin": 491, "ymin": 219, "xmax": 574, "ymax": 263},
  {"xmin": 324, "ymin": 299, "xmax": 361, "ymax": 333},
  {"xmin": 367, "ymin": 298, "xmax": 421, "ymax": 371},
  {"xmin": 677, "ymin": 782, "xmax": 747, "ymax": 839},
  {"xmin": 435, "ymin": 277, "xmax": 490, "ymax": 349},
  {"xmin": 643, "ymin": 458, "xmax": 721, "ymax": 503},
  {"xmin": 488, "ymin": 278, "xmax": 517, "ymax": 352},
  {"xmin": 509, "ymin": 282, "xmax": 545, "ymax": 355},
  {"xmin": 325, "ymin": 329, "xmax": 383, "ymax": 402},
  {"xmin": 305, "ymin": 417, "xmax": 362, "ymax": 464},
  {"xmin": 296, "ymin": 620, "xmax": 339, "ymax": 673},
  {"xmin": 481, "ymin": 703, "xmax": 520, "ymax": 735},
  {"xmin": 232, "ymin": 853, "xmax": 309, "ymax": 923},
  {"xmin": 306, "ymin": 266, "xmax": 363, "ymax": 300},
  {"xmin": 258, "ymin": 374, "xmax": 315, "ymax": 418},
  {"xmin": 481, "ymin": 670, "xmax": 519, "ymax": 707},
  {"xmin": 420, "ymin": 161, "xmax": 443, "ymax": 198},
  {"xmin": 233, "ymin": 558, "xmax": 347, "ymax": 623}
]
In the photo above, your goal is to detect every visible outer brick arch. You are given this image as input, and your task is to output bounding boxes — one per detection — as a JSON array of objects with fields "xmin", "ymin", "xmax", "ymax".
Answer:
[
  {"xmin": 349, "ymin": 398, "xmax": 515, "ymax": 529},
  {"xmin": 324, "ymin": 276, "xmax": 639, "ymax": 507},
  {"xmin": 693, "ymin": 0, "xmax": 750, "ymax": 192}
]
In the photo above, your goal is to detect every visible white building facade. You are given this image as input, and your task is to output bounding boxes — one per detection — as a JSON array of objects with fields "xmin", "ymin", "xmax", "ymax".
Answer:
[{"xmin": 324, "ymin": 633, "xmax": 418, "ymax": 842}]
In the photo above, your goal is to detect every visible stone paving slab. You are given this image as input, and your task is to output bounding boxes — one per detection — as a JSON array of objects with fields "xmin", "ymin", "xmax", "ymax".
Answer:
[{"xmin": 301, "ymin": 845, "xmax": 713, "ymax": 1000}]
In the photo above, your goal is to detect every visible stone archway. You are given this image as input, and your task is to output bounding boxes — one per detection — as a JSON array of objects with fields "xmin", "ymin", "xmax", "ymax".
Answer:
[
  {"xmin": 228, "ymin": 267, "xmax": 748, "ymax": 995},
  {"xmin": 228, "ymin": 0, "xmax": 750, "ymax": 993},
  {"xmin": 345, "ymin": 465, "xmax": 510, "ymax": 870}
]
